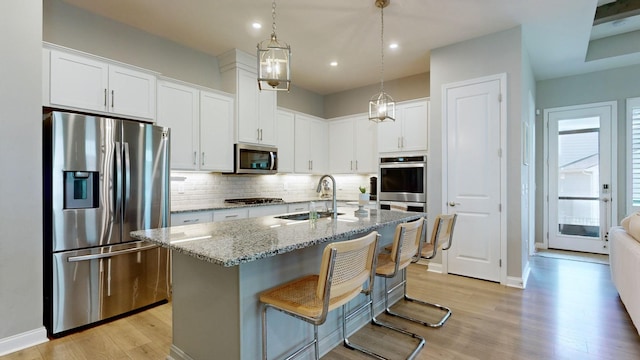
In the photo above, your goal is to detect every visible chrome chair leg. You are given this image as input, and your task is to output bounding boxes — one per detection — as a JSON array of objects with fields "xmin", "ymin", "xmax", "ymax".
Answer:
[
  {"xmin": 384, "ymin": 268, "xmax": 452, "ymax": 328},
  {"xmin": 342, "ymin": 292, "xmax": 425, "ymax": 360}
]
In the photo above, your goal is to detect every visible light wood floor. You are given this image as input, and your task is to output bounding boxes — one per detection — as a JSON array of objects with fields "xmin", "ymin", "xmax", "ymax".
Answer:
[{"xmin": 2, "ymin": 256, "xmax": 639, "ymax": 359}]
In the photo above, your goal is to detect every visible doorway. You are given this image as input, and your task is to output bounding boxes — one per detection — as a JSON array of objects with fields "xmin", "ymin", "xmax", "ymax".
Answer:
[
  {"xmin": 545, "ymin": 102, "xmax": 616, "ymax": 254},
  {"xmin": 442, "ymin": 74, "xmax": 506, "ymax": 283}
]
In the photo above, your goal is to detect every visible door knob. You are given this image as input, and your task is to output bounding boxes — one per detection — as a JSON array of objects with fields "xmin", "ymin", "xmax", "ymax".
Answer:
[{"xmin": 448, "ymin": 201, "xmax": 458, "ymax": 207}]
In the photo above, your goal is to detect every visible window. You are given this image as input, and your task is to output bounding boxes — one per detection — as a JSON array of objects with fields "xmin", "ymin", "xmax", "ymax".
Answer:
[{"xmin": 627, "ymin": 97, "xmax": 640, "ymax": 212}]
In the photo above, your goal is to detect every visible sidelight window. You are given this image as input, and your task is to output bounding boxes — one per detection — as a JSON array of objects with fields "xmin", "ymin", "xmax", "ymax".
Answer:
[{"xmin": 627, "ymin": 97, "xmax": 640, "ymax": 212}]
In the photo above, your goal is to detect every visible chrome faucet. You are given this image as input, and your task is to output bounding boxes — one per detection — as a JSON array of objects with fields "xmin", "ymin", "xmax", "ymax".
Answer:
[{"xmin": 316, "ymin": 174, "xmax": 337, "ymax": 219}]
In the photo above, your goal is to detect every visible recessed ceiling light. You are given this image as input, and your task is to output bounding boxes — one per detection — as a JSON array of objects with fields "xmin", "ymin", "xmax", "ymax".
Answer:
[
  {"xmin": 330, "ymin": 61, "xmax": 338, "ymax": 67},
  {"xmin": 389, "ymin": 43, "xmax": 398, "ymax": 49},
  {"xmin": 252, "ymin": 22, "xmax": 262, "ymax": 29}
]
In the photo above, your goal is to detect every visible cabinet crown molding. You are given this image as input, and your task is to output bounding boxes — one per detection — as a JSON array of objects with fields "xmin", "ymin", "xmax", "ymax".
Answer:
[{"xmin": 218, "ymin": 48, "xmax": 257, "ymax": 74}]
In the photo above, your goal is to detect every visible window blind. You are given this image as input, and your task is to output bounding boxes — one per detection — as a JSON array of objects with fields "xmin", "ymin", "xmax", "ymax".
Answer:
[{"xmin": 632, "ymin": 105, "xmax": 640, "ymax": 206}]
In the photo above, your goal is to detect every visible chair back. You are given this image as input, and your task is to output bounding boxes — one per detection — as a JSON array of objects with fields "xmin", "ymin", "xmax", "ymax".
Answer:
[
  {"xmin": 317, "ymin": 231, "xmax": 379, "ymax": 311},
  {"xmin": 390, "ymin": 218, "xmax": 424, "ymax": 273},
  {"xmin": 422, "ymin": 214, "xmax": 457, "ymax": 259}
]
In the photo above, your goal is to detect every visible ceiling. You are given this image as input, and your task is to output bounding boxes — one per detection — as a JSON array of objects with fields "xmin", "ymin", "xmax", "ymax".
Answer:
[{"xmin": 61, "ymin": 0, "xmax": 640, "ymax": 95}]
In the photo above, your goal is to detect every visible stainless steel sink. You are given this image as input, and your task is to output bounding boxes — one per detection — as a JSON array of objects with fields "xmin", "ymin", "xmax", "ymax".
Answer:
[{"xmin": 275, "ymin": 211, "xmax": 344, "ymax": 221}]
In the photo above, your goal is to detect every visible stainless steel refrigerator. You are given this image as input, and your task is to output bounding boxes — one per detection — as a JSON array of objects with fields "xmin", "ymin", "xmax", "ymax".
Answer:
[{"xmin": 43, "ymin": 109, "xmax": 171, "ymax": 336}]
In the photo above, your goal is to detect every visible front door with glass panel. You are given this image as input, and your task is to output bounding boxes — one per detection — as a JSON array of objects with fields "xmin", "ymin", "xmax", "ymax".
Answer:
[{"xmin": 547, "ymin": 102, "xmax": 615, "ymax": 254}]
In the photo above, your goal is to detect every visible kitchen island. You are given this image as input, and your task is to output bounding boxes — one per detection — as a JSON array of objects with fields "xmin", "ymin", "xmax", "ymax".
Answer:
[{"xmin": 131, "ymin": 207, "xmax": 424, "ymax": 360}]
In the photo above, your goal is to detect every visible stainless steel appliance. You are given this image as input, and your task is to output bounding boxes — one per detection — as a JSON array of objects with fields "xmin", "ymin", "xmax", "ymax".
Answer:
[
  {"xmin": 379, "ymin": 155, "xmax": 427, "ymax": 212},
  {"xmin": 234, "ymin": 143, "xmax": 278, "ymax": 174},
  {"xmin": 43, "ymin": 109, "xmax": 171, "ymax": 336},
  {"xmin": 224, "ymin": 197, "xmax": 284, "ymax": 205}
]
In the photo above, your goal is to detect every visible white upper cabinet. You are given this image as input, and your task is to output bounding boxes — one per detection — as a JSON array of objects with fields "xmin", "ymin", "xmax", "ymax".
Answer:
[
  {"xmin": 276, "ymin": 109, "xmax": 295, "ymax": 173},
  {"xmin": 200, "ymin": 90, "xmax": 234, "ymax": 172},
  {"xmin": 157, "ymin": 79, "xmax": 234, "ymax": 172},
  {"xmin": 377, "ymin": 99, "xmax": 429, "ymax": 153},
  {"xmin": 219, "ymin": 50, "xmax": 277, "ymax": 146},
  {"xmin": 295, "ymin": 114, "xmax": 328, "ymax": 174},
  {"xmin": 329, "ymin": 114, "xmax": 377, "ymax": 174},
  {"xmin": 157, "ymin": 80, "xmax": 199, "ymax": 170},
  {"xmin": 48, "ymin": 48, "xmax": 156, "ymax": 120}
]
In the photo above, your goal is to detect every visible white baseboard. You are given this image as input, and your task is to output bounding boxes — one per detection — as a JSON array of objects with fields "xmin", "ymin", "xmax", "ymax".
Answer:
[
  {"xmin": 168, "ymin": 344, "xmax": 194, "ymax": 360},
  {"xmin": 506, "ymin": 272, "xmax": 527, "ymax": 289},
  {"xmin": 0, "ymin": 327, "xmax": 48, "ymax": 356}
]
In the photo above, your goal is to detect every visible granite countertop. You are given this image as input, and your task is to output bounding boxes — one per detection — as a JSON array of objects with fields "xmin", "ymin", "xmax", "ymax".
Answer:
[{"xmin": 131, "ymin": 207, "xmax": 423, "ymax": 267}]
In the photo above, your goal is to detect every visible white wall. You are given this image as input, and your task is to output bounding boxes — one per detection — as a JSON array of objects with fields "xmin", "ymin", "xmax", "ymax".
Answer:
[
  {"xmin": 0, "ymin": 0, "xmax": 46, "ymax": 353},
  {"xmin": 429, "ymin": 27, "xmax": 528, "ymax": 279}
]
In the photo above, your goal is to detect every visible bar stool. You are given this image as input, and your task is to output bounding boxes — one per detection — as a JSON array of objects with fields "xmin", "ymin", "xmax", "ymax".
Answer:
[
  {"xmin": 345, "ymin": 218, "xmax": 427, "ymax": 359},
  {"xmin": 378, "ymin": 216, "xmax": 455, "ymax": 330},
  {"xmin": 259, "ymin": 231, "xmax": 379, "ymax": 360}
]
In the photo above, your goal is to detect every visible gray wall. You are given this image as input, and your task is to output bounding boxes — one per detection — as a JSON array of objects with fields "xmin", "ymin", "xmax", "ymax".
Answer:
[
  {"xmin": 43, "ymin": 0, "xmax": 325, "ymax": 117},
  {"xmin": 0, "ymin": 0, "xmax": 43, "ymax": 341},
  {"xmin": 535, "ymin": 63, "xmax": 640, "ymax": 242},
  {"xmin": 430, "ymin": 27, "xmax": 527, "ymax": 279},
  {"xmin": 324, "ymin": 72, "xmax": 430, "ymax": 119}
]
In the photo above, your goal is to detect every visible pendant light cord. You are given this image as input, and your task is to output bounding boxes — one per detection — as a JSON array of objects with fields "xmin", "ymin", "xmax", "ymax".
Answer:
[
  {"xmin": 379, "ymin": 4, "xmax": 385, "ymax": 93},
  {"xmin": 272, "ymin": 0, "xmax": 277, "ymax": 37}
]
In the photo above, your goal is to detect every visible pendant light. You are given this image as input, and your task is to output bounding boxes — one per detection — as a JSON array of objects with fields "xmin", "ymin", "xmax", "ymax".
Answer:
[
  {"xmin": 257, "ymin": 0, "xmax": 291, "ymax": 91},
  {"xmin": 369, "ymin": 0, "xmax": 395, "ymax": 122}
]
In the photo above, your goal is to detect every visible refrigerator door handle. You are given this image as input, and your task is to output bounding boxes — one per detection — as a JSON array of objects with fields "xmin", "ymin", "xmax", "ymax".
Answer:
[
  {"xmin": 123, "ymin": 142, "xmax": 131, "ymax": 216},
  {"xmin": 66, "ymin": 243, "xmax": 160, "ymax": 262},
  {"xmin": 114, "ymin": 142, "xmax": 123, "ymax": 220}
]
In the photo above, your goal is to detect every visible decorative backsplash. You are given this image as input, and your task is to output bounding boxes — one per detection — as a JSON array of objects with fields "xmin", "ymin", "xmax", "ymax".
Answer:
[{"xmin": 170, "ymin": 172, "xmax": 375, "ymax": 211}]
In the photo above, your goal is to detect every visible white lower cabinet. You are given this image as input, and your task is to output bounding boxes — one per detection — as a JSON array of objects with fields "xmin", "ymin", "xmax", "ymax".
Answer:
[
  {"xmin": 287, "ymin": 203, "xmax": 310, "ymax": 213},
  {"xmin": 171, "ymin": 211, "xmax": 213, "ymax": 225},
  {"xmin": 213, "ymin": 208, "xmax": 249, "ymax": 222},
  {"xmin": 248, "ymin": 204, "xmax": 288, "ymax": 218}
]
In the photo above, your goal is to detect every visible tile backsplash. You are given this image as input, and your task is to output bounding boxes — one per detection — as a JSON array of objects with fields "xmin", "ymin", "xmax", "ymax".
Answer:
[{"xmin": 170, "ymin": 172, "xmax": 376, "ymax": 211}]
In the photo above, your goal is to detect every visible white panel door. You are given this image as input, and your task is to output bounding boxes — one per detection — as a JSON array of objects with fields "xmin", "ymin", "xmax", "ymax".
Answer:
[{"xmin": 445, "ymin": 78, "xmax": 502, "ymax": 282}]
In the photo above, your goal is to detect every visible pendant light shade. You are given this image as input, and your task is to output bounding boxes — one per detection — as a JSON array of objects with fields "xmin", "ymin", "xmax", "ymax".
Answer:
[
  {"xmin": 369, "ymin": 0, "xmax": 395, "ymax": 122},
  {"xmin": 257, "ymin": 0, "xmax": 291, "ymax": 91}
]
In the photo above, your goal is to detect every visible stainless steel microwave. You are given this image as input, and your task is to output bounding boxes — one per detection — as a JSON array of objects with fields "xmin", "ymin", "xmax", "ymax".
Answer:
[{"xmin": 234, "ymin": 143, "xmax": 278, "ymax": 174}]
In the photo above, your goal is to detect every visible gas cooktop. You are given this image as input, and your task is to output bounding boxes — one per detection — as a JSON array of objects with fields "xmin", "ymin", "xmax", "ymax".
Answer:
[{"xmin": 224, "ymin": 197, "xmax": 284, "ymax": 205}]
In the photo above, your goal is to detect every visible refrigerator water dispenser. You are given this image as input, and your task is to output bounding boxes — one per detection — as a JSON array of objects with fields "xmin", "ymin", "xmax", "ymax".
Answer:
[{"xmin": 63, "ymin": 171, "xmax": 98, "ymax": 209}]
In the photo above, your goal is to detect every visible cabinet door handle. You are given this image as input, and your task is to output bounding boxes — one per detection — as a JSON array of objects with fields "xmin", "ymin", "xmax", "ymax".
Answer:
[
  {"xmin": 183, "ymin": 219, "xmax": 199, "ymax": 223},
  {"xmin": 104, "ymin": 89, "xmax": 107, "ymax": 106},
  {"xmin": 111, "ymin": 90, "xmax": 114, "ymax": 108},
  {"xmin": 201, "ymin": 152, "xmax": 205, "ymax": 166},
  {"xmin": 257, "ymin": 128, "xmax": 260, "ymax": 141},
  {"xmin": 355, "ymin": 160, "xmax": 358, "ymax": 171},
  {"xmin": 350, "ymin": 160, "xmax": 353, "ymax": 170},
  {"xmin": 310, "ymin": 160, "xmax": 313, "ymax": 171},
  {"xmin": 193, "ymin": 151, "xmax": 197, "ymax": 166},
  {"xmin": 260, "ymin": 129, "xmax": 263, "ymax": 141},
  {"xmin": 225, "ymin": 214, "xmax": 239, "ymax": 219}
]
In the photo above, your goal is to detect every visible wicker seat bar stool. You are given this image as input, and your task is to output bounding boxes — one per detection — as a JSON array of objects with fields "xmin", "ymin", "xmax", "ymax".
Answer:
[
  {"xmin": 259, "ymin": 231, "xmax": 380, "ymax": 360},
  {"xmin": 377, "ymin": 216, "xmax": 455, "ymax": 330}
]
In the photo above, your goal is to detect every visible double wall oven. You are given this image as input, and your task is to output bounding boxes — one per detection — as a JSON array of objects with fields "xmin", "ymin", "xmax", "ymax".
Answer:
[{"xmin": 378, "ymin": 155, "xmax": 427, "ymax": 213}]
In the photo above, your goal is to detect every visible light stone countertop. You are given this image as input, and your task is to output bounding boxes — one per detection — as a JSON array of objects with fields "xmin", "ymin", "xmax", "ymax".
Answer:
[{"xmin": 131, "ymin": 207, "xmax": 423, "ymax": 267}]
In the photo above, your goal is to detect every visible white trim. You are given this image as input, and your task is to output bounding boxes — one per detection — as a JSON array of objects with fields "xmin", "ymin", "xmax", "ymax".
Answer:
[
  {"xmin": 441, "ymin": 73, "xmax": 508, "ymax": 285},
  {"xmin": 0, "ymin": 327, "xmax": 48, "ymax": 356},
  {"xmin": 506, "ymin": 275, "xmax": 526, "ymax": 289}
]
